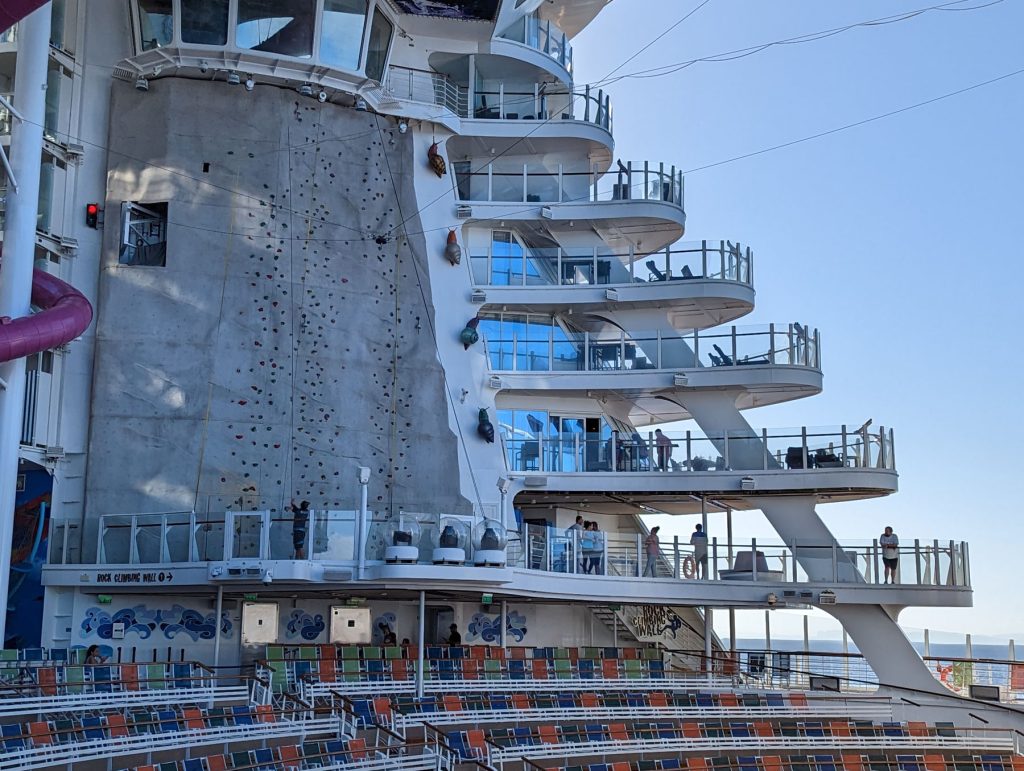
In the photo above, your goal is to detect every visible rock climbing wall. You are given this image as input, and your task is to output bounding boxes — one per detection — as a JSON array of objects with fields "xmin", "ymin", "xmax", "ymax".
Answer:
[{"xmin": 86, "ymin": 78, "xmax": 472, "ymax": 521}]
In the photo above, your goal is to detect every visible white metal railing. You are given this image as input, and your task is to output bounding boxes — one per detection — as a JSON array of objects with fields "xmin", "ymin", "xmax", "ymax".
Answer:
[
  {"xmin": 483, "ymin": 323, "xmax": 818, "ymax": 373},
  {"xmin": 497, "ymin": 12, "xmax": 573, "ymax": 73},
  {"xmin": 384, "ymin": 66, "xmax": 611, "ymax": 131},
  {"xmin": 473, "ymin": 239, "xmax": 752, "ymax": 288},
  {"xmin": 0, "ymin": 93, "xmax": 13, "ymax": 135},
  {"xmin": 455, "ymin": 159, "xmax": 684, "ymax": 209},
  {"xmin": 502, "ymin": 423, "xmax": 893, "ymax": 474},
  {"xmin": 513, "ymin": 524, "xmax": 970, "ymax": 589}
]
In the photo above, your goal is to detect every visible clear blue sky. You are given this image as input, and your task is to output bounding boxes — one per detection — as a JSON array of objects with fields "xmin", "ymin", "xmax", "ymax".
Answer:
[{"xmin": 573, "ymin": 0, "xmax": 1024, "ymax": 639}]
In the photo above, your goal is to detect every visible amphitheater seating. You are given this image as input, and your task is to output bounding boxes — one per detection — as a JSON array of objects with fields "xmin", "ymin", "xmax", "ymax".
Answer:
[
  {"xmin": 548, "ymin": 756, "xmax": 1024, "ymax": 771},
  {"xmin": 258, "ymin": 643, "xmax": 734, "ymax": 699},
  {"xmin": 445, "ymin": 720, "xmax": 1015, "ymax": 768},
  {"xmin": 0, "ymin": 647, "xmax": 84, "ymax": 668},
  {"xmin": 0, "ymin": 660, "xmax": 249, "ymax": 717},
  {"xmin": 0, "ymin": 702, "xmax": 345, "ymax": 771},
  {"xmin": 379, "ymin": 690, "xmax": 892, "ymax": 732},
  {"xmin": 119, "ymin": 735, "xmax": 453, "ymax": 771}
]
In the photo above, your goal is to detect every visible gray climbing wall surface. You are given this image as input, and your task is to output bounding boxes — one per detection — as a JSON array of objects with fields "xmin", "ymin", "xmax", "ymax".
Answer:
[{"xmin": 86, "ymin": 78, "xmax": 471, "ymax": 522}]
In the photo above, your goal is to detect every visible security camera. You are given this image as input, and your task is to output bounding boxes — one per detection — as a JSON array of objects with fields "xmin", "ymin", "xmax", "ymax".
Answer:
[
  {"xmin": 766, "ymin": 592, "xmax": 778, "ymax": 607},
  {"xmin": 262, "ymin": 569, "xmax": 274, "ymax": 585},
  {"xmin": 358, "ymin": 467, "xmax": 371, "ymax": 485},
  {"xmin": 198, "ymin": 60, "xmax": 209, "ymax": 74},
  {"xmin": 244, "ymin": 76, "xmax": 255, "ymax": 92},
  {"xmin": 317, "ymin": 90, "xmax": 328, "ymax": 103}
]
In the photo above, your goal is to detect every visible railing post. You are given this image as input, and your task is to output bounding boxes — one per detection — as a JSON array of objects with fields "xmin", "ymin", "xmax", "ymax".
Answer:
[
  {"xmin": 949, "ymin": 539, "xmax": 957, "ymax": 586},
  {"xmin": 720, "ymin": 239, "xmax": 726, "ymax": 280},
  {"xmin": 96, "ymin": 515, "xmax": 105, "ymax": 564},
  {"xmin": 915, "ymin": 539, "xmax": 922, "ymax": 585},
  {"xmin": 731, "ymin": 325, "xmax": 738, "ymax": 365},
  {"xmin": 841, "ymin": 425, "xmax": 848, "ymax": 465},
  {"xmin": 685, "ymin": 431, "xmax": 692, "ymax": 471},
  {"xmin": 224, "ymin": 510, "xmax": 235, "ymax": 562},
  {"xmin": 487, "ymin": 163, "xmax": 493, "ymax": 200},
  {"xmin": 674, "ymin": 536, "xmax": 681, "ymax": 579},
  {"xmin": 832, "ymin": 542, "xmax": 839, "ymax": 582},
  {"xmin": 657, "ymin": 330, "xmax": 663, "ymax": 368},
  {"xmin": 611, "ymin": 431, "xmax": 619, "ymax": 472},
  {"xmin": 635, "ymin": 533, "xmax": 642, "ymax": 577},
  {"xmin": 814, "ymin": 328, "xmax": 821, "ymax": 368},
  {"xmin": 538, "ymin": 434, "xmax": 546, "ymax": 472},
  {"xmin": 129, "ymin": 515, "xmax": 139, "ymax": 564},
  {"xmin": 712, "ymin": 537, "xmax": 719, "ymax": 580},
  {"xmin": 879, "ymin": 425, "xmax": 887, "ymax": 468},
  {"xmin": 189, "ymin": 511, "xmax": 197, "ymax": 562},
  {"xmin": 160, "ymin": 514, "xmax": 169, "ymax": 563},
  {"xmin": 792, "ymin": 540, "xmax": 799, "ymax": 582},
  {"xmin": 723, "ymin": 429, "xmax": 731, "ymax": 470},
  {"xmin": 769, "ymin": 323, "xmax": 776, "ymax": 363},
  {"xmin": 872, "ymin": 539, "xmax": 880, "ymax": 583},
  {"xmin": 751, "ymin": 538, "xmax": 757, "ymax": 581},
  {"xmin": 522, "ymin": 162, "xmax": 528, "ymax": 202},
  {"xmin": 787, "ymin": 323, "xmax": 795, "ymax": 365},
  {"xmin": 498, "ymin": 82, "xmax": 504, "ymax": 116},
  {"xmin": 933, "ymin": 539, "xmax": 941, "ymax": 585},
  {"xmin": 584, "ymin": 331, "xmax": 590, "ymax": 371},
  {"xmin": 762, "ymin": 428, "xmax": 769, "ymax": 470},
  {"xmin": 801, "ymin": 427, "xmax": 808, "ymax": 469},
  {"xmin": 584, "ymin": 84, "xmax": 591, "ymax": 122}
]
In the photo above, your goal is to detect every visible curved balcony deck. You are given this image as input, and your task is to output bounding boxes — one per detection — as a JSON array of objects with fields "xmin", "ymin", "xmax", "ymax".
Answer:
[
  {"xmin": 491, "ymin": 12, "xmax": 574, "ymax": 82},
  {"xmin": 384, "ymin": 66, "xmax": 614, "ymax": 163},
  {"xmin": 501, "ymin": 424, "xmax": 897, "ymax": 504},
  {"xmin": 486, "ymin": 324, "xmax": 821, "ymax": 416},
  {"xmin": 48, "ymin": 512, "xmax": 967, "ymax": 609},
  {"xmin": 474, "ymin": 240, "xmax": 754, "ymax": 328},
  {"xmin": 456, "ymin": 160, "xmax": 686, "ymax": 253}
]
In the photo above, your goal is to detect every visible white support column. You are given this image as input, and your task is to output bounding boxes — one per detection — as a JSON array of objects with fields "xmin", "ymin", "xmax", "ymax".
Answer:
[
  {"xmin": 704, "ymin": 606, "xmax": 713, "ymax": 678},
  {"xmin": 416, "ymin": 591, "xmax": 426, "ymax": 698},
  {"xmin": 213, "ymin": 586, "xmax": 224, "ymax": 668},
  {"xmin": 0, "ymin": 4, "xmax": 51, "ymax": 645},
  {"xmin": 500, "ymin": 600, "xmax": 507, "ymax": 648}
]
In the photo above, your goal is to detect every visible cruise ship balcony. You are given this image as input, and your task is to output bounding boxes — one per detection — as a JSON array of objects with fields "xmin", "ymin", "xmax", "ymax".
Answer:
[
  {"xmin": 501, "ymin": 424, "xmax": 897, "ymax": 504},
  {"xmin": 384, "ymin": 65, "xmax": 613, "ymax": 159},
  {"xmin": 44, "ymin": 511, "xmax": 968, "ymax": 608},
  {"xmin": 455, "ymin": 160, "xmax": 686, "ymax": 253},
  {"xmin": 472, "ymin": 240, "xmax": 754, "ymax": 327},
  {"xmin": 491, "ymin": 10, "xmax": 574, "ymax": 82},
  {"xmin": 483, "ymin": 323, "xmax": 821, "ymax": 414}
]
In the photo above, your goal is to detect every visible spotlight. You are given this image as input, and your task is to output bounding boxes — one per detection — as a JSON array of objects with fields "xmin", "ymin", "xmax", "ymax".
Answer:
[
  {"xmin": 299, "ymin": 83, "xmax": 314, "ymax": 97},
  {"xmin": 397, "ymin": 119, "xmax": 409, "ymax": 134},
  {"xmin": 198, "ymin": 60, "xmax": 209, "ymax": 74},
  {"xmin": 244, "ymin": 76, "xmax": 255, "ymax": 92},
  {"xmin": 355, "ymin": 97, "xmax": 368, "ymax": 111},
  {"xmin": 135, "ymin": 76, "xmax": 149, "ymax": 92},
  {"xmin": 317, "ymin": 90, "xmax": 328, "ymax": 103},
  {"xmin": 226, "ymin": 71, "xmax": 241, "ymax": 86}
]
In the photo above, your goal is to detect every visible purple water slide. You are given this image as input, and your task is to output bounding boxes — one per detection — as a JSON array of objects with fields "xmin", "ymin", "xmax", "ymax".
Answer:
[
  {"xmin": 0, "ymin": 263, "xmax": 94, "ymax": 363},
  {"xmin": 0, "ymin": 0, "xmax": 49, "ymax": 32}
]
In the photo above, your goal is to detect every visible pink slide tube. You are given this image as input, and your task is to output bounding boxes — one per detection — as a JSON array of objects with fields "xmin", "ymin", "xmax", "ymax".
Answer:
[
  {"xmin": 0, "ymin": 1, "xmax": 50, "ymax": 33},
  {"xmin": 0, "ymin": 266, "xmax": 93, "ymax": 363}
]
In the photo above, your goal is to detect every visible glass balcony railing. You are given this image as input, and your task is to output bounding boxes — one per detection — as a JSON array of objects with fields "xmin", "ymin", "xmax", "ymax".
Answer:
[
  {"xmin": 60, "ymin": 509, "xmax": 963, "ymax": 593},
  {"xmin": 455, "ymin": 160, "xmax": 683, "ymax": 208},
  {"xmin": 501, "ymin": 423, "xmax": 895, "ymax": 474},
  {"xmin": 514, "ymin": 523, "xmax": 969, "ymax": 589},
  {"xmin": 0, "ymin": 93, "xmax": 13, "ymax": 136},
  {"xmin": 497, "ymin": 13, "xmax": 573, "ymax": 74},
  {"xmin": 483, "ymin": 324, "xmax": 818, "ymax": 373},
  {"xmin": 384, "ymin": 66, "xmax": 611, "ymax": 131},
  {"xmin": 473, "ymin": 240, "xmax": 752, "ymax": 288}
]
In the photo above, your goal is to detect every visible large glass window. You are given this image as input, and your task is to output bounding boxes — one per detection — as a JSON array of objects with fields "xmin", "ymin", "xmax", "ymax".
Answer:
[
  {"xmin": 321, "ymin": 0, "xmax": 368, "ymax": 71},
  {"xmin": 364, "ymin": 7, "xmax": 393, "ymax": 82},
  {"xmin": 237, "ymin": 0, "xmax": 316, "ymax": 58},
  {"xmin": 137, "ymin": 0, "xmax": 173, "ymax": 51},
  {"xmin": 181, "ymin": 0, "xmax": 229, "ymax": 45},
  {"xmin": 490, "ymin": 231, "xmax": 522, "ymax": 286}
]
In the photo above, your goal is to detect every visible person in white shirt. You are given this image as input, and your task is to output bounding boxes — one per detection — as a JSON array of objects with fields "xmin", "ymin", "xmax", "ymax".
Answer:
[
  {"xmin": 566, "ymin": 515, "xmax": 584, "ymax": 572},
  {"xmin": 880, "ymin": 526, "xmax": 899, "ymax": 584}
]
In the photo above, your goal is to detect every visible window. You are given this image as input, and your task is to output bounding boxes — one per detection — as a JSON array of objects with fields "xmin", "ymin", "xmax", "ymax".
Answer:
[
  {"xmin": 181, "ymin": 0, "xmax": 229, "ymax": 45},
  {"xmin": 490, "ymin": 231, "xmax": 522, "ymax": 286},
  {"xmin": 364, "ymin": 7, "xmax": 393, "ymax": 82},
  {"xmin": 321, "ymin": 0, "xmax": 368, "ymax": 71},
  {"xmin": 119, "ymin": 202, "xmax": 168, "ymax": 267},
  {"xmin": 237, "ymin": 0, "xmax": 316, "ymax": 58},
  {"xmin": 137, "ymin": 0, "xmax": 173, "ymax": 51}
]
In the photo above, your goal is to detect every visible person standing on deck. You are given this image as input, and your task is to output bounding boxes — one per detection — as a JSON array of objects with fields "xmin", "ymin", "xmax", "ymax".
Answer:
[
  {"xmin": 690, "ymin": 523, "xmax": 708, "ymax": 579},
  {"xmin": 644, "ymin": 526, "xmax": 661, "ymax": 577},
  {"xmin": 880, "ymin": 526, "xmax": 900, "ymax": 583}
]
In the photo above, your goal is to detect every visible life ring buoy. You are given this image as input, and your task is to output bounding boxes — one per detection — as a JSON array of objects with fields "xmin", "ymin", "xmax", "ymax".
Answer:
[{"xmin": 682, "ymin": 555, "xmax": 697, "ymax": 579}]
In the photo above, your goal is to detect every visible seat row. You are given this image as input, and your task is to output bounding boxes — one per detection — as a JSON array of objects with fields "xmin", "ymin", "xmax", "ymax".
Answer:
[
  {"xmin": 554, "ymin": 755, "xmax": 1024, "ymax": 771},
  {"xmin": 0, "ymin": 662, "xmax": 249, "ymax": 718},
  {"xmin": 266, "ymin": 643, "xmax": 661, "ymax": 663},
  {"xmin": 121, "ymin": 736, "xmax": 450, "ymax": 771},
  {"xmin": 373, "ymin": 690, "xmax": 891, "ymax": 732},
  {"xmin": 0, "ymin": 703, "xmax": 343, "ymax": 771},
  {"xmin": 0, "ymin": 647, "xmax": 88, "ymax": 667},
  {"xmin": 447, "ymin": 720, "xmax": 1013, "ymax": 766},
  {"xmin": 266, "ymin": 655, "xmax": 670, "ymax": 693}
]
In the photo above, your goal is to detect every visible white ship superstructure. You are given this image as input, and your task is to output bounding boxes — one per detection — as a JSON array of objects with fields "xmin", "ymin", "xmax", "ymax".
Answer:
[{"xmin": 0, "ymin": 0, "xmax": 983, "ymax": 710}]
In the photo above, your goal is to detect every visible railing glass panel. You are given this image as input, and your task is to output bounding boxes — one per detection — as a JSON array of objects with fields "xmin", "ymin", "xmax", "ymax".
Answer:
[{"xmin": 497, "ymin": 12, "xmax": 573, "ymax": 73}]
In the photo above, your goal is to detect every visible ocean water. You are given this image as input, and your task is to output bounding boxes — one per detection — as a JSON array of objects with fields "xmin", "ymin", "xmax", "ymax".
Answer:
[{"xmin": 735, "ymin": 639, "xmax": 1018, "ymax": 661}]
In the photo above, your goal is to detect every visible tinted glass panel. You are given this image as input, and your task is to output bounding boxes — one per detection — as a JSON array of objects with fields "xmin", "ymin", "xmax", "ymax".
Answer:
[
  {"xmin": 237, "ymin": 0, "xmax": 316, "ymax": 58},
  {"xmin": 137, "ymin": 0, "xmax": 173, "ymax": 51},
  {"xmin": 181, "ymin": 0, "xmax": 229, "ymax": 45},
  {"xmin": 321, "ymin": 0, "xmax": 368, "ymax": 70},
  {"xmin": 364, "ymin": 7, "xmax": 393, "ymax": 82}
]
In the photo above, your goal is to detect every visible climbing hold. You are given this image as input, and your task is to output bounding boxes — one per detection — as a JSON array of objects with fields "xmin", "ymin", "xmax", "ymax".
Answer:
[
  {"xmin": 460, "ymin": 316, "xmax": 480, "ymax": 350},
  {"xmin": 445, "ymin": 229, "xmax": 462, "ymax": 266},
  {"xmin": 477, "ymin": 408, "xmax": 495, "ymax": 444},
  {"xmin": 427, "ymin": 141, "xmax": 447, "ymax": 178}
]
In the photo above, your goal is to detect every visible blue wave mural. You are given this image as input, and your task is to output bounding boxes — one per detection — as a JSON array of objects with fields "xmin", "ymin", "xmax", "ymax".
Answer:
[
  {"xmin": 80, "ymin": 605, "xmax": 233, "ymax": 641},
  {"xmin": 466, "ymin": 610, "xmax": 527, "ymax": 643},
  {"xmin": 285, "ymin": 609, "xmax": 325, "ymax": 641}
]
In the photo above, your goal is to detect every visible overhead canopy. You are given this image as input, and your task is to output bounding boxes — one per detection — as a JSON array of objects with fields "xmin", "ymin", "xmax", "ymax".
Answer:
[{"xmin": 0, "ymin": 0, "xmax": 48, "ymax": 31}]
